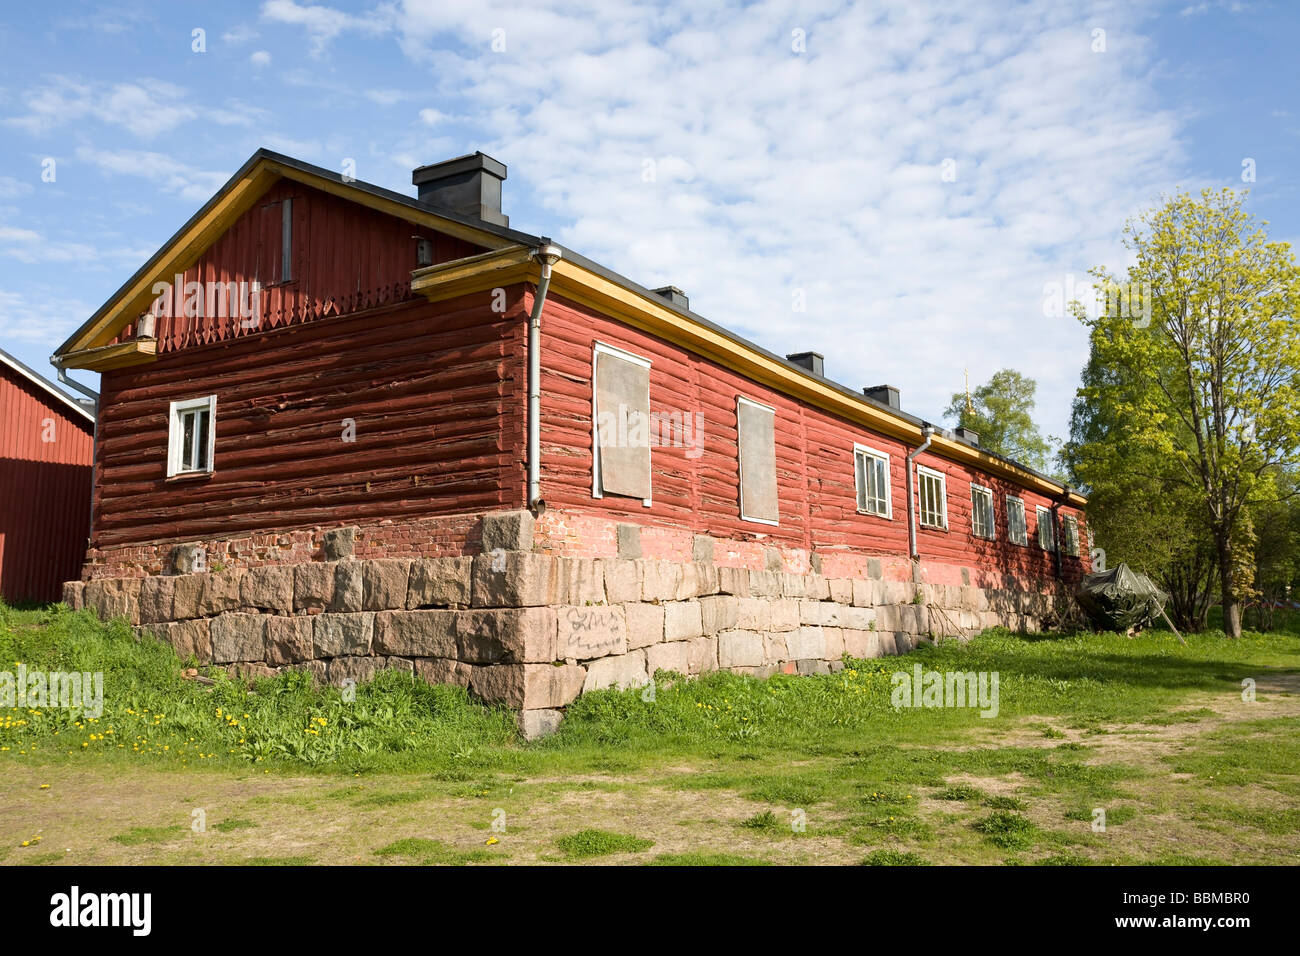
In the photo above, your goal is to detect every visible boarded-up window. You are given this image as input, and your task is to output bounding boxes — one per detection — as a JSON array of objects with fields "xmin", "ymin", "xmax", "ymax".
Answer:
[
  {"xmin": 737, "ymin": 397, "xmax": 778, "ymax": 524},
  {"xmin": 592, "ymin": 344, "xmax": 652, "ymax": 501}
]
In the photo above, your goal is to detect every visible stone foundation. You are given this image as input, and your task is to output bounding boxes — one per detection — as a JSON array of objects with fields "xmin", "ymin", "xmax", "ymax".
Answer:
[{"xmin": 64, "ymin": 510, "xmax": 1068, "ymax": 737}]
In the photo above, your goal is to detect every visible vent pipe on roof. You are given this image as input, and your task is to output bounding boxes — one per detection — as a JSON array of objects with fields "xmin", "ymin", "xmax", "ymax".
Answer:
[
  {"xmin": 652, "ymin": 286, "xmax": 688, "ymax": 310},
  {"xmin": 786, "ymin": 352, "xmax": 824, "ymax": 377},
  {"xmin": 412, "ymin": 152, "xmax": 509, "ymax": 227},
  {"xmin": 863, "ymin": 384, "xmax": 900, "ymax": 409}
]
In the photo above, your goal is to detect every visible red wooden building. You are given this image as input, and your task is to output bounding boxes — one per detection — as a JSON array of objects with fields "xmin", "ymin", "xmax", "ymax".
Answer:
[
  {"xmin": 52, "ymin": 149, "xmax": 1088, "ymax": 716},
  {"xmin": 0, "ymin": 349, "xmax": 95, "ymax": 603}
]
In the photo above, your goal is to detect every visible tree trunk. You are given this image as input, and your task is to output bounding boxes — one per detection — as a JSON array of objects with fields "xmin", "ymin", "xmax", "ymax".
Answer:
[{"xmin": 1217, "ymin": 536, "xmax": 1242, "ymax": 639}]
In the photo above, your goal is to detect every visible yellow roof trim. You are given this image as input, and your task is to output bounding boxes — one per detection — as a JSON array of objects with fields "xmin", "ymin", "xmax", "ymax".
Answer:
[
  {"xmin": 411, "ymin": 253, "xmax": 1085, "ymax": 507},
  {"xmin": 58, "ymin": 338, "xmax": 157, "ymax": 372}
]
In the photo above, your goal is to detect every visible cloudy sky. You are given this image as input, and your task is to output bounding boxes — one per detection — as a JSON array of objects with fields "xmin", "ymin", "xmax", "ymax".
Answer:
[{"xmin": 2, "ymin": 0, "xmax": 1297, "ymax": 448}]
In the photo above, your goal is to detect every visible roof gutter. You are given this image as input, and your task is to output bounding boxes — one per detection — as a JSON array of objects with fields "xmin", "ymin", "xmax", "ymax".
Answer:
[
  {"xmin": 907, "ymin": 423, "xmax": 936, "ymax": 561},
  {"xmin": 527, "ymin": 241, "xmax": 562, "ymax": 512}
]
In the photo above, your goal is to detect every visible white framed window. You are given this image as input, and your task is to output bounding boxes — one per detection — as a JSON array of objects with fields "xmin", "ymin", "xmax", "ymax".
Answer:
[
  {"xmin": 1062, "ymin": 514, "xmax": 1080, "ymax": 556},
  {"xmin": 1036, "ymin": 505, "xmax": 1057, "ymax": 552},
  {"xmin": 737, "ymin": 396, "xmax": 779, "ymax": 525},
  {"xmin": 917, "ymin": 465, "xmax": 947, "ymax": 530},
  {"xmin": 853, "ymin": 444, "xmax": 892, "ymax": 518},
  {"xmin": 970, "ymin": 483, "xmax": 995, "ymax": 539},
  {"xmin": 1006, "ymin": 495, "xmax": 1028, "ymax": 546},
  {"xmin": 592, "ymin": 342, "xmax": 652, "ymax": 506},
  {"xmin": 167, "ymin": 395, "xmax": 216, "ymax": 477}
]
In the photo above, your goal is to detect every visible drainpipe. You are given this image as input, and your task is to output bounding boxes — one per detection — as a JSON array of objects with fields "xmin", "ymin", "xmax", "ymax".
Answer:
[
  {"xmin": 526, "ymin": 239, "xmax": 563, "ymax": 512},
  {"xmin": 1051, "ymin": 485, "xmax": 1071, "ymax": 580},
  {"xmin": 50, "ymin": 357, "xmax": 101, "ymax": 539},
  {"xmin": 906, "ymin": 424, "xmax": 935, "ymax": 561}
]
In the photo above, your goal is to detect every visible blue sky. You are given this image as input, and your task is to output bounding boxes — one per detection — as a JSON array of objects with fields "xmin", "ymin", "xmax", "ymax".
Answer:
[{"xmin": 1, "ymin": 0, "xmax": 1297, "ymax": 447}]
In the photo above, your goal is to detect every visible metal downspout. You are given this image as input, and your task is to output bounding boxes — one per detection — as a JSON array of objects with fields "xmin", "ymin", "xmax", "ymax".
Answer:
[
  {"xmin": 906, "ymin": 424, "xmax": 935, "ymax": 561},
  {"xmin": 50, "ymin": 359, "xmax": 100, "ymax": 540},
  {"xmin": 527, "ymin": 240, "xmax": 562, "ymax": 511}
]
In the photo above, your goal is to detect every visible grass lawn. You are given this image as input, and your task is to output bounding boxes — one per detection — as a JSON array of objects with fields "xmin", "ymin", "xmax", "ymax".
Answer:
[{"xmin": 2, "ymin": 602, "xmax": 1298, "ymax": 866}]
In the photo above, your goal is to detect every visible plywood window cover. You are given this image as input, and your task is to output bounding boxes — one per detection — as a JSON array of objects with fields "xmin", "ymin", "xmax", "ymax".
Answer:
[
  {"xmin": 591, "ymin": 342, "xmax": 652, "ymax": 506},
  {"xmin": 917, "ymin": 464, "xmax": 948, "ymax": 530},
  {"xmin": 971, "ymin": 482, "xmax": 995, "ymax": 539},
  {"xmin": 854, "ymin": 443, "xmax": 892, "ymax": 519},
  {"xmin": 737, "ymin": 395, "xmax": 779, "ymax": 525},
  {"xmin": 1006, "ymin": 494, "xmax": 1028, "ymax": 547},
  {"xmin": 167, "ymin": 394, "xmax": 217, "ymax": 478}
]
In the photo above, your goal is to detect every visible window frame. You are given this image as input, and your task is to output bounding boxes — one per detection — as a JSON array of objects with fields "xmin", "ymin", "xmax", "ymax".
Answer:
[
  {"xmin": 853, "ymin": 443, "xmax": 893, "ymax": 519},
  {"xmin": 1006, "ymin": 494, "xmax": 1028, "ymax": 546},
  {"xmin": 970, "ymin": 482, "xmax": 995, "ymax": 539},
  {"xmin": 591, "ymin": 341, "xmax": 653, "ymax": 507},
  {"xmin": 1036, "ymin": 504, "xmax": 1057, "ymax": 552},
  {"xmin": 166, "ymin": 395, "xmax": 217, "ymax": 479},
  {"xmin": 1062, "ymin": 514, "xmax": 1080, "ymax": 556},
  {"xmin": 916, "ymin": 464, "xmax": 948, "ymax": 530},
  {"xmin": 736, "ymin": 395, "xmax": 779, "ymax": 526}
]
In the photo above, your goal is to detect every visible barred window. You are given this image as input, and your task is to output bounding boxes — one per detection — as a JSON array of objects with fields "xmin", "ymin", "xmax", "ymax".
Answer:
[
  {"xmin": 1062, "ymin": 515, "xmax": 1080, "ymax": 556},
  {"xmin": 1006, "ymin": 496, "xmax": 1028, "ymax": 546},
  {"xmin": 971, "ymin": 484, "xmax": 995, "ymax": 539},
  {"xmin": 917, "ymin": 466, "xmax": 947, "ymax": 529},
  {"xmin": 1037, "ymin": 505, "xmax": 1057, "ymax": 552},
  {"xmin": 854, "ymin": 445, "xmax": 891, "ymax": 517}
]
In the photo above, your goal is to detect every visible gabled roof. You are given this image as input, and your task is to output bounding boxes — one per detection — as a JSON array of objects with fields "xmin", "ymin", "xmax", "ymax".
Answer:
[
  {"xmin": 0, "ymin": 347, "xmax": 96, "ymax": 424},
  {"xmin": 53, "ymin": 148, "xmax": 542, "ymax": 362},
  {"xmin": 52, "ymin": 148, "xmax": 1083, "ymax": 507}
]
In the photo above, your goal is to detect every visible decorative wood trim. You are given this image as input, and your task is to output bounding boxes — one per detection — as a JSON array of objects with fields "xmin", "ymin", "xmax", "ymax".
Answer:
[{"xmin": 57, "ymin": 339, "xmax": 158, "ymax": 372}]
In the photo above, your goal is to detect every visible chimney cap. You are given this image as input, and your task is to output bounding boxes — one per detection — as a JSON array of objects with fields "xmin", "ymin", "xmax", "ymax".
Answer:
[
  {"xmin": 652, "ymin": 285, "xmax": 689, "ymax": 309},
  {"xmin": 412, "ymin": 151, "xmax": 507, "ymax": 184}
]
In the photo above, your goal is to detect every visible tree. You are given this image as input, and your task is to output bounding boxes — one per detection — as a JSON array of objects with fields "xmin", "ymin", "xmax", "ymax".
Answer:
[
  {"xmin": 944, "ymin": 368, "xmax": 1053, "ymax": 472},
  {"xmin": 1064, "ymin": 341, "xmax": 1216, "ymax": 630},
  {"xmin": 1075, "ymin": 188, "xmax": 1300, "ymax": 638}
]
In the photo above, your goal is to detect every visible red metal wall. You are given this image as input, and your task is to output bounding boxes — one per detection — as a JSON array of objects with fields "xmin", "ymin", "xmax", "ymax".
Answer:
[
  {"xmin": 537, "ymin": 291, "xmax": 1088, "ymax": 587},
  {"xmin": 114, "ymin": 181, "xmax": 487, "ymax": 351},
  {"xmin": 0, "ymin": 368, "xmax": 94, "ymax": 602},
  {"xmin": 91, "ymin": 288, "xmax": 527, "ymax": 549}
]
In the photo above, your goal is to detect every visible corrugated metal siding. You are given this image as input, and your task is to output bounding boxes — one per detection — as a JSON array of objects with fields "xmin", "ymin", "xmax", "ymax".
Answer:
[
  {"xmin": 0, "ymin": 370, "xmax": 94, "ymax": 601},
  {"xmin": 114, "ymin": 181, "xmax": 486, "ymax": 351},
  {"xmin": 92, "ymin": 289, "xmax": 527, "ymax": 549},
  {"xmin": 537, "ymin": 291, "xmax": 1089, "ymax": 585}
]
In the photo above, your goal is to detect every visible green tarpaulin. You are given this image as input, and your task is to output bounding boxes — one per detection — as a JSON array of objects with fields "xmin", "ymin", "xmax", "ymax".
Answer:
[{"xmin": 1076, "ymin": 563, "xmax": 1170, "ymax": 632}]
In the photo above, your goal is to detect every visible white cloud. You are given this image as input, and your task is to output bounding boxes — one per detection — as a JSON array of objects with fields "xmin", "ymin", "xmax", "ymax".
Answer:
[
  {"xmin": 0, "ymin": 175, "xmax": 34, "ymax": 199},
  {"xmin": 0, "ymin": 289, "xmax": 97, "ymax": 348},
  {"xmin": 310, "ymin": 0, "xmax": 1189, "ymax": 439},
  {"xmin": 73, "ymin": 147, "xmax": 231, "ymax": 203},
  {"xmin": 250, "ymin": 49, "xmax": 273, "ymax": 68},
  {"xmin": 260, "ymin": 0, "xmax": 391, "ymax": 56},
  {"xmin": 5, "ymin": 76, "xmax": 200, "ymax": 139},
  {"xmin": 223, "ymin": 24, "xmax": 260, "ymax": 44}
]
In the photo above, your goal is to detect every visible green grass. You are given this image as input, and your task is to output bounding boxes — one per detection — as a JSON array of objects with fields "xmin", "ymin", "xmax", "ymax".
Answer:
[
  {"xmin": 647, "ymin": 852, "xmax": 771, "ymax": 866},
  {"xmin": 374, "ymin": 837, "xmax": 497, "ymax": 865},
  {"xmin": 555, "ymin": 829, "xmax": 654, "ymax": 859},
  {"xmin": 860, "ymin": 849, "xmax": 930, "ymax": 866},
  {"xmin": 110, "ymin": 825, "xmax": 184, "ymax": 846},
  {"xmin": 211, "ymin": 818, "xmax": 257, "ymax": 832},
  {"xmin": 973, "ymin": 811, "xmax": 1039, "ymax": 850}
]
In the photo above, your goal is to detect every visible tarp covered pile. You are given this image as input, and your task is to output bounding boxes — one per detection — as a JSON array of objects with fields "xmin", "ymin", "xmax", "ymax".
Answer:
[{"xmin": 1075, "ymin": 563, "xmax": 1170, "ymax": 632}]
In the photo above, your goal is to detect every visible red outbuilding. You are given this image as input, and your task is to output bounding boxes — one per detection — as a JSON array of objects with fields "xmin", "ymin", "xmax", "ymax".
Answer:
[{"xmin": 0, "ymin": 349, "xmax": 95, "ymax": 603}]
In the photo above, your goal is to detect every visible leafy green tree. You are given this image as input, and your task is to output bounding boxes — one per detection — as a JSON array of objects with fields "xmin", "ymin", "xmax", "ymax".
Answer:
[
  {"xmin": 1074, "ymin": 188, "xmax": 1300, "ymax": 638},
  {"xmin": 944, "ymin": 368, "xmax": 1053, "ymax": 472}
]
